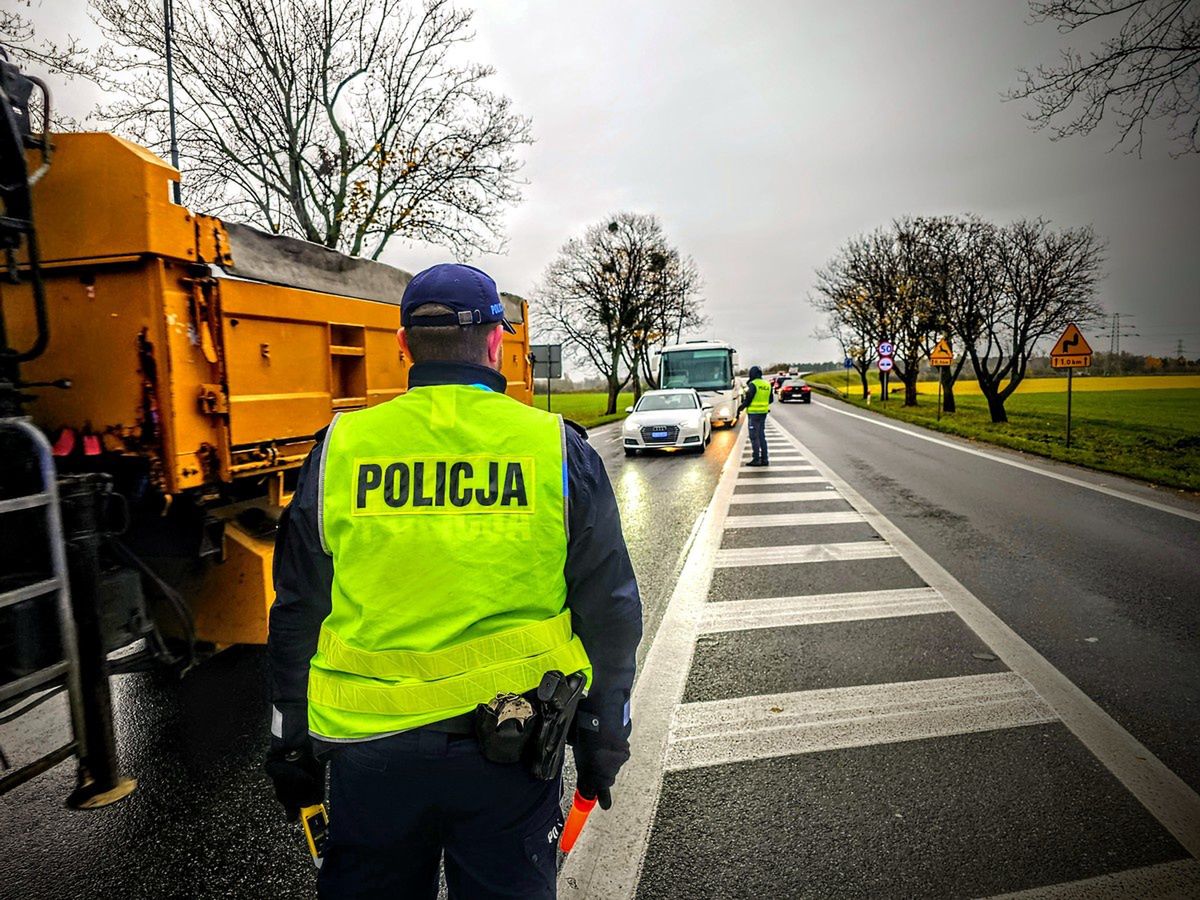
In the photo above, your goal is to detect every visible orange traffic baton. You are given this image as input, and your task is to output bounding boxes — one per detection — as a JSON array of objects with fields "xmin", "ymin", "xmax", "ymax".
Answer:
[{"xmin": 559, "ymin": 790, "xmax": 598, "ymax": 854}]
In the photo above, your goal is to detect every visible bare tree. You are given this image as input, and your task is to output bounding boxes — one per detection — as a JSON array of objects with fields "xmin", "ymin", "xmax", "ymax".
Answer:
[
  {"xmin": 814, "ymin": 317, "xmax": 876, "ymax": 400},
  {"xmin": 896, "ymin": 216, "xmax": 978, "ymax": 413},
  {"xmin": 1, "ymin": 7, "xmax": 98, "ymax": 130},
  {"xmin": 841, "ymin": 230, "xmax": 935, "ymax": 407},
  {"xmin": 88, "ymin": 0, "xmax": 532, "ymax": 257},
  {"xmin": 0, "ymin": 9, "xmax": 94, "ymax": 76},
  {"xmin": 627, "ymin": 249, "xmax": 705, "ymax": 395},
  {"xmin": 972, "ymin": 218, "xmax": 1106, "ymax": 422},
  {"xmin": 1010, "ymin": 0, "xmax": 1200, "ymax": 155},
  {"xmin": 537, "ymin": 213, "xmax": 703, "ymax": 415}
]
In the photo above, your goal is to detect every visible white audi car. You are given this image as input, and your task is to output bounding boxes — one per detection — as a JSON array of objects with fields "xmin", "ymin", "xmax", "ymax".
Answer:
[{"xmin": 621, "ymin": 389, "xmax": 712, "ymax": 456}]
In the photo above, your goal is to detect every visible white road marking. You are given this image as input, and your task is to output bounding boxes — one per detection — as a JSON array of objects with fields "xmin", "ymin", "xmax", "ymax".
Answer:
[
  {"xmin": 985, "ymin": 859, "xmax": 1200, "ymax": 899},
  {"xmin": 735, "ymin": 465, "xmax": 815, "ymax": 473},
  {"xmin": 728, "ymin": 490, "xmax": 842, "ymax": 504},
  {"xmin": 714, "ymin": 541, "xmax": 897, "ymax": 568},
  {"xmin": 698, "ymin": 587, "xmax": 949, "ymax": 632},
  {"xmin": 771, "ymin": 420, "xmax": 1200, "ymax": 859},
  {"xmin": 558, "ymin": 421, "xmax": 748, "ymax": 900},
  {"xmin": 735, "ymin": 476, "xmax": 828, "ymax": 485},
  {"xmin": 664, "ymin": 673, "xmax": 1057, "ymax": 772},
  {"xmin": 814, "ymin": 399, "xmax": 1200, "ymax": 524},
  {"xmin": 724, "ymin": 511, "xmax": 865, "ymax": 527}
]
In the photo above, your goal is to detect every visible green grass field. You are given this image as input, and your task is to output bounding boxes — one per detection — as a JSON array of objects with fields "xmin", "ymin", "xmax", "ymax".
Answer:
[
  {"xmin": 532, "ymin": 391, "xmax": 633, "ymax": 428},
  {"xmin": 806, "ymin": 373, "xmax": 1200, "ymax": 491}
]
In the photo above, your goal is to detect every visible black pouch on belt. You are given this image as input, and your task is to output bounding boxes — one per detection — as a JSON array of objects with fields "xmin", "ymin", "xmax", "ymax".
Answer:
[
  {"xmin": 474, "ymin": 693, "xmax": 537, "ymax": 764},
  {"xmin": 526, "ymin": 670, "xmax": 588, "ymax": 781}
]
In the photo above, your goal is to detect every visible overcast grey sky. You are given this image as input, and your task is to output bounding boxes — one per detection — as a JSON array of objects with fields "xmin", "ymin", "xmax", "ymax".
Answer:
[{"xmin": 27, "ymin": 0, "xmax": 1200, "ymax": 366}]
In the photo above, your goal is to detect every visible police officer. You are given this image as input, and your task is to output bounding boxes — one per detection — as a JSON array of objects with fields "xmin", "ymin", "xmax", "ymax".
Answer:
[
  {"xmin": 739, "ymin": 365, "xmax": 772, "ymax": 466},
  {"xmin": 265, "ymin": 263, "xmax": 642, "ymax": 899}
]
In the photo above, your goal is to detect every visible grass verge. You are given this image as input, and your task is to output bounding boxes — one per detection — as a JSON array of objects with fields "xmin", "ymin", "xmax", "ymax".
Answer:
[
  {"xmin": 532, "ymin": 392, "xmax": 633, "ymax": 429},
  {"xmin": 805, "ymin": 372, "xmax": 1200, "ymax": 492}
]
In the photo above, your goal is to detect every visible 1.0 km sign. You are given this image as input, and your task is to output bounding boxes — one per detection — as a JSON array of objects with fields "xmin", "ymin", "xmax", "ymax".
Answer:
[
  {"xmin": 1051, "ymin": 323, "xmax": 1093, "ymax": 369},
  {"xmin": 1050, "ymin": 322, "xmax": 1093, "ymax": 449}
]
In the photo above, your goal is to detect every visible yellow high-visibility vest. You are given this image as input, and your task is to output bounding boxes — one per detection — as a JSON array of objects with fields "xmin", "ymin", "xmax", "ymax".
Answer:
[
  {"xmin": 747, "ymin": 378, "xmax": 771, "ymax": 414},
  {"xmin": 309, "ymin": 384, "xmax": 590, "ymax": 740}
]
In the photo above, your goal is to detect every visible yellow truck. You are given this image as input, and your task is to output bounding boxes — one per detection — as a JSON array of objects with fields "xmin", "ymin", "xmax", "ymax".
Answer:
[{"xmin": 3, "ymin": 131, "xmax": 534, "ymax": 653}]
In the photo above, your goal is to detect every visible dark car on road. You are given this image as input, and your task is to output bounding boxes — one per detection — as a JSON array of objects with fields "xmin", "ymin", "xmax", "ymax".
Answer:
[{"xmin": 779, "ymin": 377, "xmax": 812, "ymax": 403}]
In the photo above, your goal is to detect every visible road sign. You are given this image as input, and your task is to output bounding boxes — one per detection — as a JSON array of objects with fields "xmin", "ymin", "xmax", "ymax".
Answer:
[
  {"xmin": 878, "ymin": 341, "xmax": 894, "ymax": 357},
  {"xmin": 844, "ymin": 357, "xmax": 854, "ymax": 369},
  {"xmin": 930, "ymin": 338, "xmax": 953, "ymax": 367},
  {"xmin": 530, "ymin": 343, "xmax": 562, "ymax": 379},
  {"xmin": 877, "ymin": 356, "xmax": 894, "ymax": 372},
  {"xmin": 1050, "ymin": 323, "xmax": 1093, "ymax": 369}
]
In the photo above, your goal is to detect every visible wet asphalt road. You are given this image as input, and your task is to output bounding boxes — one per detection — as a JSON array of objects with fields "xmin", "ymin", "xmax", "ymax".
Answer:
[
  {"xmin": 0, "ymin": 419, "xmax": 739, "ymax": 900},
  {"xmin": 782, "ymin": 396, "xmax": 1200, "ymax": 795}
]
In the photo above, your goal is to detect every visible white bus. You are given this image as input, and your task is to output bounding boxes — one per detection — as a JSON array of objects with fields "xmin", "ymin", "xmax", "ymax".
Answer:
[{"xmin": 657, "ymin": 340, "xmax": 741, "ymax": 427}]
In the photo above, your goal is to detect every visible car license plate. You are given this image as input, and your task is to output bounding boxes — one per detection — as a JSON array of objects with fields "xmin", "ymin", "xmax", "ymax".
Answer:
[{"xmin": 651, "ymin": 430, "xmax": 669, "ymax": 438}]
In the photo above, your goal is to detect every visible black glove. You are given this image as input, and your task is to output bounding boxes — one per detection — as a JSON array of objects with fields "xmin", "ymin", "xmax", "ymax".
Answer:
[
  {"xmin": 578, "ymin": 786, "xmax": 613, "ymax": 810},
  {"xmin": 573, "ymin": 731, "xmax": 628, "ymax": 811},
  {"xmin": 264, "ymin": 744, "xmax": 325, "ymax": 822}
]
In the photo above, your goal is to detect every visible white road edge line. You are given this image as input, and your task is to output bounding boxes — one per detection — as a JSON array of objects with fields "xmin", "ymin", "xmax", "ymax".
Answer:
[
  {"xmin": 983, "ymin": 858, "xmax": 1200, "ymax": 899},
  {"xmin": 558, "ymin": 422, "xmax": 748, "ymax": 900},
  {"xmin": 815, "ymin": 398, "xmax": 1200, "ymax": 524},
  {"xmin": 772, "ymin": 419, "xmax": 1200, "ymax": 860}
]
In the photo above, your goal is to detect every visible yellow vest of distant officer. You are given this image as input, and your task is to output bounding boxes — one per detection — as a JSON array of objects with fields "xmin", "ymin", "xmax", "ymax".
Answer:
[
  {"xmin": 747, "ymin": 378, "xmax": 771, "ymax": 414},
  {"xmin": 309, "ymin": 384, "xmax": 592, "ymax": 740}
]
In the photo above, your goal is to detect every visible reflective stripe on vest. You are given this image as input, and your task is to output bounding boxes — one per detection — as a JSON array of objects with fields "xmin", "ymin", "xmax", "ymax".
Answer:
[
  {"xmin": 317, "ymin": 610, "xmax": 577, "ymax": 681},
  {"xmin": 309, "ymin": 634, "xmax": 592, "ymax": 717},
  {"xmin": 747, "ymin": 378, "xmax": 771, "ymax": 413},
  {"xmin": 310, "ymin": 384, "xmax": 590, "ymax": 740}
]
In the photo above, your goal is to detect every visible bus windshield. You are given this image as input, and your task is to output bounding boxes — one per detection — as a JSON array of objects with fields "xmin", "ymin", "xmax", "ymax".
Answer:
[{"xmin": 660, "ymin": 349, "xmax": 733, "ymax": 391}]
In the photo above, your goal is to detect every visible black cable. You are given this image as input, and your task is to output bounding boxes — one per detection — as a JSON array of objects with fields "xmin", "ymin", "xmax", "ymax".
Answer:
[{"xmin": 109, "ymin": 539, "xmax": 197, "ymax": 674}]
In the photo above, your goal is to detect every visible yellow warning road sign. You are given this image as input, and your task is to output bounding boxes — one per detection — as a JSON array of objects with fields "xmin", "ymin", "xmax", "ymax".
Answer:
[
  {"xmin": 930, "ymin": 338, "xmax": 953, "ymax": 367},
  {"xmin": 1050, "ymin": 323, "xmax": 1093, "ymax": 369}
]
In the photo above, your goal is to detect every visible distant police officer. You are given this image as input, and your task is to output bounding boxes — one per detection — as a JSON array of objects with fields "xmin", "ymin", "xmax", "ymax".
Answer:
[
  {"xmin": 739, "ymin": 365, "xmax": 772, "ymax": 466},
  {"xmin": 266, "ymin": 263, "xmax": 642, "ymax": 899}
]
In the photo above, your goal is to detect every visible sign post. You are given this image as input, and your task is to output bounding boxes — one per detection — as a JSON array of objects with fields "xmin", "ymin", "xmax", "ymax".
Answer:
[
  {"xmin": 1049, "ymin": 323, "xmax": 1093, "ymax": 449},
  {"xmin": 843, "ymin": 356, "xmax": 853, "ymax": 397},
  {"xmin": 529, "ymin": 343, "xmax": 563, "ymax": 412},
  {"xmin": 929, "ymin": 338, "xmax": 953, "ymax": 422},
  {"xmin": 877, "ymin": 341, "xmax": 894, "ymax": 403}
]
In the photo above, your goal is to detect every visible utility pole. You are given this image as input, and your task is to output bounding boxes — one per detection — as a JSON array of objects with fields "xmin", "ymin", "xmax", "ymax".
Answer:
[
  {"xmin": 163, "ymin": 0, "xmax": 181, "ymax": 204},
  {"xmin": 1096, "ymin": 313, "xmax": 1138, "ymax": 375},
  {"xmin": 1177, "ymin": 339, "xmax": 1186, "ymax": 360}
]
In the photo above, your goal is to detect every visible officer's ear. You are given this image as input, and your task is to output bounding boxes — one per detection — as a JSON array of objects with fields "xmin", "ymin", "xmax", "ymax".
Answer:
[
  {"xmin": 397, "ymin": 327, "xmax": 411, "ymax": 360},
  {"xmin": 485, "ymin": 324, "xmax": 504, "ymax": 369}
]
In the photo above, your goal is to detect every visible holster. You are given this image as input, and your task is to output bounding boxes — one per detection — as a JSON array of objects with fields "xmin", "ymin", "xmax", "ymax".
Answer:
[
  {"xmin": 473, "ymin": 670, "xmax": 588, "ymax": 776},
  {"xmin": 526, "ymin": 669, "xmax": 588, "ymax": 781}
]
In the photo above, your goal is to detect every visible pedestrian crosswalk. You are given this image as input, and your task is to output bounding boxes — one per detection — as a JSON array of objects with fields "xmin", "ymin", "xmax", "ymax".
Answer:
[{"xmin": 561, "ymin": 417, "xmax": 1200, "ymax": 899}]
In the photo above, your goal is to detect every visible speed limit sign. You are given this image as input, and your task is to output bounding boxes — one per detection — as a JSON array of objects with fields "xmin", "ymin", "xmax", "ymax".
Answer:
[
  {"xmin": 878, "ymin": 341, "xmax": 894, "ymax": 357},
  {"xmin": 877, "ymin": 356, "xmax": 894, "ymax": 372}
]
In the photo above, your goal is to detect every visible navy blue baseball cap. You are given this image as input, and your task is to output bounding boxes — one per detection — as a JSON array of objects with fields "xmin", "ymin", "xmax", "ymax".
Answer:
[{"xmin": 401, "ymin": 263, "xmax": 515, "ymax": 334}]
